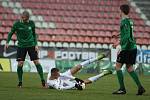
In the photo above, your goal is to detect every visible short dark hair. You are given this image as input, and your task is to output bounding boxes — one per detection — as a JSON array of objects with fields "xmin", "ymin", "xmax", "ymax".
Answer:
[
  {"xmin": 22, "ymin": 10, "xmax": 30, "ymax": 17},
  {"xmin": 120, "ymin": 4, "xmax": 130, "ymax": 15},
  {"xmin": 51, "ymin": 68, "xmax": 59, "ymax": 73}
]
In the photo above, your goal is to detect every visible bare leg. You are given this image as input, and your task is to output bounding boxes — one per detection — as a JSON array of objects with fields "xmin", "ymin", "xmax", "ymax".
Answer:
[
  {"xmin": 83, "ymin": 79, "xmax": 92, "ymax": 84},
  {"xmin": 83, "ymin": 70, "xmax": 112, "ymax": 84},
  {"xmin": 18, "ymin": 61, "xmax": 24, "ymax": 67},
  {"xmin": 33, "ymin": 59, "xmax": 40, "ymax": 65},
  {"xmin": 126, "ymin": 64, "xmax": 134, "ymax": 72},
  {"xmin": 70, "ymin": 56, "xmax": 103, "ymax": 75},
  {"xmin": 70, "ymin": 64, "xmax": 82, "ymax": 75},
  {"xmin": 115, "ymin": 62, "xmax": 123, "ymax": 71}
]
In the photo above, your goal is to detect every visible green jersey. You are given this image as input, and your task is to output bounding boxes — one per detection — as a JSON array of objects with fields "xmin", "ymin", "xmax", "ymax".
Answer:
[
  {"xmin": 7, "ymin": 20, "xmax": 37, "ymax": 47},
  {"xmin": 120, "ymin": 18, "xmax": 137, "ymax": 50}
]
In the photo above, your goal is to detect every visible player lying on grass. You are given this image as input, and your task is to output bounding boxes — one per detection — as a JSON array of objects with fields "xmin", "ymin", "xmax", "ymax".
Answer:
[{"xmin": 46, "ymin": 53, "xmax": 112, "ymax": 90}]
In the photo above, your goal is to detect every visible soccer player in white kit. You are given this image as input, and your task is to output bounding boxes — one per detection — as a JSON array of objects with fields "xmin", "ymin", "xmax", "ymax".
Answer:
[{"xmin": 47, "ymin": 53, "xmax": 112, "ymax": 90}]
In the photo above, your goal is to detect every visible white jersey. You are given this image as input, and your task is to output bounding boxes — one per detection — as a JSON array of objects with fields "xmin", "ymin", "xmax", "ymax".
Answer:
[{"xmin": 47, "ymin": 70, "xmax": 76, "ymax": 90}]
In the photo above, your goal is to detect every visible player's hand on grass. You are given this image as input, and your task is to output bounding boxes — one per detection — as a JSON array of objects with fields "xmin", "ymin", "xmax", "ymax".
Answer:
[{"xmin": 4, "ymin": 43, "xmax": 9, "ymax": 52}]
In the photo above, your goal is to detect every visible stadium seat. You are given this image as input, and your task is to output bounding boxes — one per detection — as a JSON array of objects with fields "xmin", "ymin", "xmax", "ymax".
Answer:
[
  {"xmin": 64, "ymin": 36, "xmax": 72, "ymax": 42},
  {"xmin": 97, "ymin": 37, "xmax": 104, "ymax": 44},
  {"xmin": 71, "ymin": 36, "xmax": 78, "ymax": 42},
  {"xmin": 78, "ymin": 36, "xmax": 84, "ymax": 43},
  {"xmin": 136, "ymin": 38, "xmax": 143, "ymax": 45},
  {"xmin": 103, "ymin": 37, "xmax": 110, "ymax": 44},
  {"xmin": 91, "ymin": 37, "xmax": 97, "ymax": 43},
  {"xmin": 142, "ymin": 38, "xmax": 149, "ymax": 45},
  {"xmin": 0, "ymin": 0, "xmax": 150, "ymax": 46},
  {"xmin": 79, "ymin": 30, "xmax": 87, "ymax": 36}
]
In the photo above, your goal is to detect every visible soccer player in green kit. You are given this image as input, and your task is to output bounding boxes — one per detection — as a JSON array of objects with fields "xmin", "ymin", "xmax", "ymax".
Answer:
[
  {"xmin": 4, "ymin": 11, "xmax": 46, "ymax": 88},
  {"xmin": 112, "ymin": 4, "xmax": 145, "ymax": 95}
]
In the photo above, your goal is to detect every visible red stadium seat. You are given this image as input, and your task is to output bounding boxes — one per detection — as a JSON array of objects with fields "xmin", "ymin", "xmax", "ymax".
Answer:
[
  {"xmin": 84, "ymin": 36, "xmax": 91, "ymax": 43},
  {"xmin": 91, "ymin": 37, "xmax": 97, "ymax": 43},
  {"xmin": 3, "ymin": 34, "xmax": 8, "ymax": 39},
  {"xmin": 86, "ymin": 30, "xmax": 93, "ymax": 36},
  {"xmin": 64, "ymin": 36, "xmax": 72, "ymax": 42},
  {"xmin": 93, "ymin": 31, "xmax": 99, "ymax": 36},
  {"xmin": 97, "ymin": 37, "xmax": 104, "ymax": 44},
  {"xmin": 73, "ymin": 30, "xmax": 80, "ymax": 36},
  {"xmin": 79, "ymin": 30, "xmax": 87, "ymax": 36},
  {"xmin": 78, "ymin": 36, "xmax": 84, "ymax": 43},
  {"xmin": 38, "ymin": 35, "xmax": 51, "ymax": 42},
  {"xmin": 136, "ymin": 38, "xmax": 143, "ymax": 45},
  {"xmin": 71, "ymin": 36, "xmax": 78, "ymax": 42},
  {"xmin": 103, "ymin": 37, "xmax": 110, "ymax": 44},
  {"xmin": 142, "ymin": 38, "xmax": 149, "ymax": 45},
  {"xmin": 0, "ymin": 0, "xmax": 149, "ymax": 45},
  {"xmin": 66, "ymin": 29, "xmax": 73, "ymax": 35}
]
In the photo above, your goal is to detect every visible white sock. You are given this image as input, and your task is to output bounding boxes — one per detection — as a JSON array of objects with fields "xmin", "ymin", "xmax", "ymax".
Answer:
[
  {"xmin": 80, "ymin": 57, "xmax": 97, "ymax": 67},
  {"xmin": 88, "ymin": 73, "xmax": 104, "ymax": 82}
]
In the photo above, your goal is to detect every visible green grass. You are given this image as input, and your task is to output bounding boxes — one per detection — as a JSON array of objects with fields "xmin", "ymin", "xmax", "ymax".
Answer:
[{"xmin": 0, "ymin": 72, "xmax": 149, "ymax": 100}]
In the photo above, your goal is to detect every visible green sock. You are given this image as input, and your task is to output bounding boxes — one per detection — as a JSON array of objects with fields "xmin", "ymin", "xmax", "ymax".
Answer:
[
  {"xmin": 35, "ymin": 64, "xmax": 44, "ymax": 81},
  {"xmin": 129, "ymin": 71, "xmax": 142, "ymax": 88},
  {"xmin": 117, "ymin": 70, "xmax": 125, "ymax": 89},
  {"xmin": 17, "ymin": 66, "xmax": 23, "ymax": 82}
]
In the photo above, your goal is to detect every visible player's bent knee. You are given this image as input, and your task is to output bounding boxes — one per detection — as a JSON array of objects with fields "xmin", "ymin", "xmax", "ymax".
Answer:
[
  {"xmin": 18, "ymin": 61, "xmax": 24, "ymax": 66},
  {"xmin": 126, "ymin": 65, "xmax": 133, "ymax": 72},
  {"xmin": 115, "ymin": 62, "xmax": 122, "ymax": 70},
  {"xmin": 33, "ymin": 60, "xmax": 40, "ymax": 65},
  {"xmin": 115, "ymin": 66, "xmax": 122, "ymax": 71}
]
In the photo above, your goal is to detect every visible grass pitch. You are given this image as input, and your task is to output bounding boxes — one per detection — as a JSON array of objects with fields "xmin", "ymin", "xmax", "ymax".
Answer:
[{"xmin": 0, "ymin": 72, "xmax": 149, "ymax": 100}]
